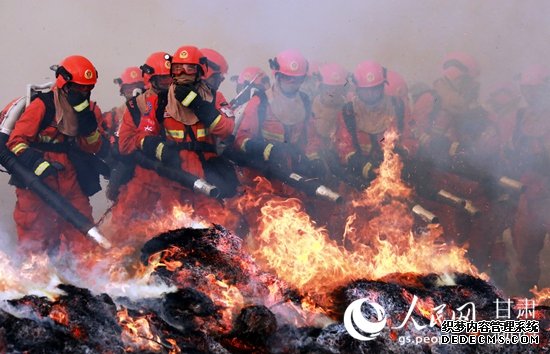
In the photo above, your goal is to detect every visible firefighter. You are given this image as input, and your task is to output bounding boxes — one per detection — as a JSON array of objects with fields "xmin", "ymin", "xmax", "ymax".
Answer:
[
  {"xmin": 411, "ymin": 52, "xmax": 503, "ymax": 273},
  {"xmin": 509, "ymin": 64, "xmax": 550, "ymax": 294},
  {"xmin": 117, "ymin": 46, "xmax": 237, "ymax": 232},
  {"xmin": 7, "ymin": 55, "xmax": 103, "ymax": 257},
  {"xmin": 157, "ymin": 45, "xmax": 238, "ymax": 226},
  {"xmin": 308, "ymin": 62, "xmax": 350, "ymax": 237},
  {"xmin": 102, "ymin": 66, "xmax": 145, "ymax": 141},
  {"xmin": 112, "ymin": 51, "xmax": 174, "ymax": 228},
  {"xmin": 234, "ymin": 49, "xmax": 324, "ymax": 189},
  {"xmin": 336, "ymin": 60, "xmax": 405, "ymax": 183},
  {"xmin": 102, "ymin": 66, "xmax": 146, "ymax": 201},
  {"xmin": 199, "ymin": 48, "xmax": 235, "ymax": 153},
  {"xmin": 301, "ymin": 60, "xmax": 321, "ymax": 100},
  {"xmin": 232, "ymin": 66, "xmax": 270, "ymax": 130}
]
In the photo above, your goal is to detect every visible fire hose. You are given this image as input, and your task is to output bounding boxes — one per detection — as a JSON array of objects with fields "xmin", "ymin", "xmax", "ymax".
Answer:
[
  {"xmin": 133, "ymin": 151, "xmax": 220, "ymax": 199},
  {"xmin": 224, "ymin": 147, "xmax": 342, "ymax": 203},
  {"xmin": 0, "ymin": 138, "xmax": 111, "ymax": 249}
]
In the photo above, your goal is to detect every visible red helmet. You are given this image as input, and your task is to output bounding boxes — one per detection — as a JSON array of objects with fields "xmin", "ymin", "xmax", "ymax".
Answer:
[
  {"xmin": 114, "ymin": 66, "xmax": 143, "ymax": 86},
  {"xmin": 519, "ymin": 64, "xmax": 550, "ymax": 86},
  {"xmin": 319, "ymin": 63, "xmax": 347, "ymax": 86},
  {"xmin": 140, "ymin": 52, "xmax": 171, "ymax": 86},
  {"xmin": 200, "ymin": 48, "xmax": 228, "ymax": 79},
  {"xmin": 269, "ymin": 49, "xmax": 308, "ymax": 77},
  {"xmin": 442, "ymin": 52, "xmax": 480, "ymax": 80},
  {"xmin": 385, "ymin": 70, "xmax": 409, "ymax": 98},
  {"xmin": 353, "ymin": 61, "xmax": 386, "ymax": 88},
  {"xmin": 170, "ymin": 45, "xmax": 208, "ymax": 75},
  {"xmin": 55, "ymin": 55, "xmax": 98, "ymax": 88},
  {"xmin": 237, "ymin": 66, "xmax": 268, "ymax": 85}
]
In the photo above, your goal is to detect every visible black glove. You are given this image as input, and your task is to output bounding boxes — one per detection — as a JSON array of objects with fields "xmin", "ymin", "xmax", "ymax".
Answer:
[
  {"xmin": 348, "ymin": 152, "xmax": 374, "ymax": 180},
  {"xmin": 77, "ymin": 110, "xmax": 98, "ymax": 136},
  {"xmin": 18, "ymin": 148, "xmax": 64, "ymax": 179},
  {"xmin": 67, "ymin": 91, "xmax": 91, "ymax": 112},
  {"xmin": 141, "ymin": 136, "xmax": 181, "ymax": 167},
  {"xmin": 174, "ymin": 85, "xmax": 220, "ymax": 126},
  {"xmin": 304, "ymin": 158, "xmax": 326, "ymax": 177}
]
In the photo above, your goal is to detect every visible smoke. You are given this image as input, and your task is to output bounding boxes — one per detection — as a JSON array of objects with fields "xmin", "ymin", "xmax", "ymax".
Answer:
[{"xmin": 0, "ymin": 0, "xmax": 549, "ymax": 110}]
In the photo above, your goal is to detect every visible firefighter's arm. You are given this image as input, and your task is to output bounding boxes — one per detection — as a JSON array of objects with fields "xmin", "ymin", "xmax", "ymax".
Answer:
[
  {"xmin": 335, "ymin": 113, "xmax": 356, "ymax": 164},
  {"xmin": 7, "ymin": 99, "xmax": 45, "ymax": 156},
  {"xmin": 234, "ymin": 96, "xmax": 262, "ymax": 153},
  {"xmin": 75, "ymin": 101, "xmax": 102, "ymax": 154},
  {"xmin": 7, "ymin": 100, "xmax": 63, "ymax": 178}
]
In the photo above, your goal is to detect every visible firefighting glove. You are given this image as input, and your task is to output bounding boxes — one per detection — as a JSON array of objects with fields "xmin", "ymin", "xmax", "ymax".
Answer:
[
  {"xmin": 141, "ymin": 136, "xmax": 181, "ymax": 168},
  {"xmin": 18, "ymin": 148, "xmax": 64, "ymax": 179},
  {"xmin": 304, "ymin": 158, "xmax": 326, "ymax": 177},
  {"xmin": 347, "ymin": 152, "xmax": 375, "ymax": 180},
  {"xmin": 174, "ymin": 84, "xmax": 221, "ymax": 127},
  {"xmin": 67, "ymin": 90, "xmax": 91, "ymax": 113}
]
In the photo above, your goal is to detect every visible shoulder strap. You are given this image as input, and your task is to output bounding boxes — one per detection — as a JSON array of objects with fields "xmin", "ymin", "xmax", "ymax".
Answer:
[
  {"xmin": 126, "ymin": 96, "xmax": 141, "ymax": 127},
  {"xmin": 427, "ymin": 90, "xmax": 442, "ymax": 128},
  {"xmin": 512, "ymin": 107, "xmax": 527, "ymax": 146},
  {"xmin": 391, "ymin": 96, "xmax": 405, "ymax": 133},
  {"xmin": 156, "ymin": 91, "xmax": 168, "ymax": 125},
  {"xmin": 34, "ymin": 91, "xmax": 55, "ymax": 131},
  {"xmin": 256, "ymin": 91, "xmax": 268, "ymax": 140},
  {"xmin": 343, "ymin": 101, "xmax": 361, "ymax": 153}
]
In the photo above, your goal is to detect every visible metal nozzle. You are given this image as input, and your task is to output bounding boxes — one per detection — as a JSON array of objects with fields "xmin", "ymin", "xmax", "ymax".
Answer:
[
  {"xmin": 412, "ymin": 204, "xmax": 439, "ymax": 224},
  {"xmin": 463, "ymin": 200, "xmax": 481, "ymax": 217},
  {"xmin": 193, "ymin": 179, "xmax": 220, "ymax": 198},
  {"xmin": 315, "ymin": 185, "xmax": 343, "ymax": 203},
  {"xmin": 437, "ymin": 189, "xmax": 466, "ymax": 206},
  {"xmin": 498, "ymin": 176, "xmax": 525, "ymax": 192},
  {"xmin": 87, "ymin": 226, "xmax": 112, "ymax": 249}
]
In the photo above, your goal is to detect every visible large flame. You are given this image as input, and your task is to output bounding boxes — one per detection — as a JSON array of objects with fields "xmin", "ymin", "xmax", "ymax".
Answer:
[{"xmin": 243, "ymin": 129, "xmax": 484, "ymax": 300}]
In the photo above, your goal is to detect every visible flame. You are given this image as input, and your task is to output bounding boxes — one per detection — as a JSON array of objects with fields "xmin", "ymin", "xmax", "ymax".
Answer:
[
  {"xmin": 530, "ymin": 286, "xmax": 550, "ymax": 306},
  {"xmin": 49, "ymin": 304, "xmax": 69, "ymax": 326},
  {"xmin": 0, "ymin": 251, "xmax": 64, "ymax": 300},
  {"xmin": 117, "ymin": 307, "xmax": 180, "ymax": 353},
  {"xmin": 241, "ymin": 128, "xmax": 484, "ymax": 302}
]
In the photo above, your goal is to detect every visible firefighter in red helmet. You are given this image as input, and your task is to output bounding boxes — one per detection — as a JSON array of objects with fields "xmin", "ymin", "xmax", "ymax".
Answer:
[
  {"xmin": 111, "ymin": 51, "xmax": 174, "ymax": 236},
  {"xmin": 103, "ymin": 66, "xmax": 145, "ymax": 140},
  {"xmin": 234, "ymin": 49, "xmax": 324, "ymax": 187},
  {"xmin": 335, "ymin": 60, "xmax": 406, "ymax": 183},
  {"xmin": 508, "ymin": 64, "xmax": 550, "ymax": 294},
  {"xmin": 7, "ymin": 55, "xmax": 104, "ymax": 257},
  {"xmin": 102, "ymin": 66, "xmax": 146, "ymax": 201}
]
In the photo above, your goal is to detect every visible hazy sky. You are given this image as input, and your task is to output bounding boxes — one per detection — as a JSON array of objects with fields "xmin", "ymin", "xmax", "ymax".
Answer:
[{"xmin": 1, "ymin": 0, "xmax": 549, "ymax": 110}]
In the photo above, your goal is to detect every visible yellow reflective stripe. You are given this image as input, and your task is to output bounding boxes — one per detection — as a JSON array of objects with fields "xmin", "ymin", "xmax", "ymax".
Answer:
[
  {"xmin": 196, "ymin": 129, "xmax": 207, "ymax": 138},
  {"xmin": 261, "ymin": 129, "xmax": 284, "ymax": 142},
  {"xmin": 166, "ymin": 129, "xmax": 184, "ymax": 139},
  {"xmin": 85, "ymin": 130, "xmax": 100, "ymax": 144},
  {"xmin": 73, "ymin": 100, "xmax": 90, "ymax": 113},
  {"xmin": 140, "ymin": 137, "xmax": 145, "ymax": 149},
  {"xmin": 263, "ymin": 143, "xmax": 274, "ymax": 161},
  {"xmin": 419, "ymin": 133, "xmax": 430, "ymax": 146},
  {"xmin": 362, "ymin": 162, "xmax": 373, "ymax": 179},
  {"xmin": 12, "ymin": 143, "xmax": 28, "ymax": 154},
  {"xmin": 448, "ymin": 141, "xmax": 460, "ymax": 156},
  {"xmin": 345, "ymin": 152, "xmax": 355, "ymax": 162},
  {"xmin": 155, "ymin": 143, "xmax": 165, "ymax": 160},
  {"xmin": 240, "ymin": 138, "xmax": 250, "ymax": 152},
  {"xmin": 360, "ymin": 144, "xmax": 371, "ymax": 154},
  {"xmin": 209, "ymin": 115, "xmax": 222, "ymax": 129},
  {"xmin": 181, "ymin": 91, "xmax": 198, "ymax": 107},
  {"xmin": 306, "ymin": 152, "xmax": 320, "ymax": 160},
  {"xmin": 34, "ymin": 161, "xmax": 50, "ymax": 176}
]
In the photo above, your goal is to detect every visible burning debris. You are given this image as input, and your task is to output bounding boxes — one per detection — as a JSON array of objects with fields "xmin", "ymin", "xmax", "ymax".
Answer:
[{"xmin": 0, "ymin": 226, "xmax": 547, "ymax": 353}]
